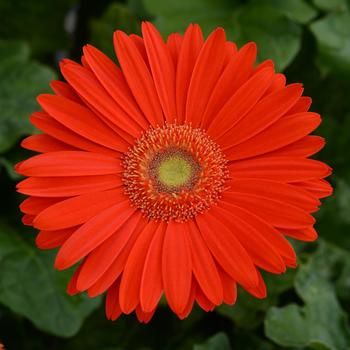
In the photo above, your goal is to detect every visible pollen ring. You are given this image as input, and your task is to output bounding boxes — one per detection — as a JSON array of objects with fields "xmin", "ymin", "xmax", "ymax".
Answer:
[{"xmin": 122, "ymin": 124, "xmax": 228, "ymax": 222}]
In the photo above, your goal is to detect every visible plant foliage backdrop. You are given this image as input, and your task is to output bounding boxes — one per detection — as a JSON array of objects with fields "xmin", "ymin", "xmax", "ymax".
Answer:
[{"xmin": 0, "ymin": 0, "xmax": 349, "ymax": 349}]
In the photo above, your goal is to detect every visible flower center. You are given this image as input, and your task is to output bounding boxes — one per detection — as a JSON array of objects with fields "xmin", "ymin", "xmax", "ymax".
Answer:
[
  {"xmin": 149, "ymin": 148, "xmax": 201, "ymax": 193},
  {"xmin": 122, "ymin": 124, "xmax": 228, "ymax": 222}
]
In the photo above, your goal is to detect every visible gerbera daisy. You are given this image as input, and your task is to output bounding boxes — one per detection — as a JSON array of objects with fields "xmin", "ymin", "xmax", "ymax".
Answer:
[{"xmin": 16, "ymin": 22, "xmax": 332, "ymax": 323}]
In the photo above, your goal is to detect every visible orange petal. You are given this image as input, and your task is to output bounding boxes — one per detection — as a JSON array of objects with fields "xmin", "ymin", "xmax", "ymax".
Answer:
[
  {"xmin": 114, "ymin": 30, "xmax": 164, "ymax": 126},
  {"xmin": 33, "ymin": 189, "xmax": 126, "ymax": 230},
  {"xmin": 20, "ymin": 196, "xmax": 63, "ymax": 215},
  {"xmin": 186, "ymin": 28, "xmax": 226, "ymax": 126},
  {"xmin": 106, "ymin": 280, "xmax": 122, "ymax": 321},
  {"xmin": 187, "ymin": 220, "xmax": 223, "ymax": 305},
  {"xmin": 83, "ymin": 44, "xmax": 148, "ymax": 129},
  {"xmin": 218, "ymin": 201, "xmax": 297, "ymax": 266},
  {"xmin": 175, "ymin": 24, "xmax": 204, "ymax": 123},
  {"xmin": 225, "ymin": 112, "xmax": 321, "ymax": 160},
  {"xmin": 50, "ymin": 80, "xmax": 81, "ymax": 103},
  {"xmin": 87, "ymin": 217, "xmax": 148, "ymax": 297},
  {"xmin": 218, "ymin": 84, "xmax": 304, "ymax": 149},
  {"xmin": 77, "ymin": 212, "xmax": 143, "ymax": 291},
  {"xmin": 202, "ymin": 42, "xmax": 257, "ymax": 128},
  {"xmin": 142, "ymin": 22, "xmax": 177, "ymax": 122},
  {"xmin": 61, "ymin": 63, "xmax": 143, "ymax": 138},
  {"xmin": 283, "ymin": 226, "xmax": 318, "ymax": 241},
  {"xmin": 217, "ymin": 266, "xmax": 237, "ymax": 305},
  {"xmin": 16, "ymin": 151, "xmax": 122, "ymax": 177},
  {"xmin": 119, "ymin": 221, "xmax": 160, "ymax": 314},
  {"xmin": 21, "ymin": 134, "xmax": 75, "ymax": 153},
  {"xmin": 229, "ymin": 156, "xmax": 331, "ymax": 182},
  {"xmin": 167, "ymin": 32, "xmax": 183, "ymax": 66},
  {"xmin": 207, "ymin": 67, "xmax": 274, "ymax": 138},
  {"xmin": 36, "ymin": 227, "xmax": 76, "ymax": 249},
  {"xmin": 286, "ymin": 96, "xmax": 312, "ymax": 114},
  {"xmin": 212, "ymin": 205, "xmax": 287, "ymax": 274},
  {"xmin": 140, "ymin": 222, "xmax": 166, "ymax": 312},
  {"xmin": 293, "ymin": 179, "xmax": 333, "ymax": 198},
  {"xmin": 17, "ymin": 174, "xmax": 121, "ymax": 197},
  {"xmin": 135, "ymin": 304, "xmax": 156, "ymax": 323},
  {"xmin": 30, "ymin": 112, "xmax": 121, "ymax": 155},
  {"xmin": 261, "ymin": 135, "xmax": 325, "ymax": 158},
  {"xmin": 38, "ymin": 94, "xmax": 127, "ymax": 152},
  {"xmin": 225, "ymin": 178, "xmax": 320, "ymax": 212},
  {"xmin": 162, "ymin": 221, "xmax": 192, "ymax": 314},
  {"xmin": 196, "ymin": 213, "xmax": 258, "ymax": 288},
  {"xmin": 55, "ymin": 200, "xmax": 135, "ymax": 269},
  {"xmin": 242, "ymin": 269, "xmax": 267, "ymax": 299},
  {"xmin": 222, "ymin": 192, "xmax": 315, "ymax": 229}
]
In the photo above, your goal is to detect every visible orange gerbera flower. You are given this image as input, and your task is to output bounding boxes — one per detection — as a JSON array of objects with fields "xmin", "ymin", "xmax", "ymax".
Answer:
[{"xmin": 16, "ymin": 22, "xmax": 332, "ymax": 323}]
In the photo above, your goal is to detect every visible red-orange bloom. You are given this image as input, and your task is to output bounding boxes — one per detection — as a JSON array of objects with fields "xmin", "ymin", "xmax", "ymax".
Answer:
[{"xmin": 16, "ymin": 22, "xmax": 332, "ymax": 323}]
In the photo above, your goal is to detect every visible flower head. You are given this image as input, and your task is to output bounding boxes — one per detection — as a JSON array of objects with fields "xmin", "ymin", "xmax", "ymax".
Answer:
[{"xmin": 16, "ymin": 22, "xmax": 332, "ymax": 322}]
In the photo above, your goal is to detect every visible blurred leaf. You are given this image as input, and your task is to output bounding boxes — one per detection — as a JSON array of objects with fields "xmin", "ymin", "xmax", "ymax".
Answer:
[
  {"xmin": 0, "ymin": 145, "xmax": 33, "ymax": 180},
  {"xmin": 217, "ymin": 269, "xmax": 295, "ymax": 330},
  {"xmin": 0, "ymin": 40, "xmax": 55, "ymax": 153},
  {"xmin": 193, "ymin": 332, "xmax": 231, "ymax": 350},
  {"xmin": 128, "ymin": 0, "xmax": 150, "ymax": 18},
  {"xmin": 316, "ymin": 178, "xmax": 350, "ymax": 250},
  {"xmin": 265, "ymin": 241, "xmax": 350, "ymax": 349},
  {"xmin": 144, "ymin": 0, "xmax": 303, "ymax": 71},
  {"xmin": 0, "ymin": 0, "xmax": 75, "ymax": 55},
  {"xmin": 0, "ymin": 221, "xmax": 100, "ymax": 337},
  {"xmin": 90, "ymin": 3, "xmax": 140, "ymax": 58},
  {"xmin": 232, "ymin": 332, "xmax": 277, "ymax": 350},
  {"xmin": 332, "ymin": 179, "xmax": 350, "ymax": 224},
  {"xmin": 250, "ymin": 0, "xmax": 318, "ymax": 24},
  {"xmin": 312, "ymin": 0, "xmax": 349, "ymax": 12},
  {"xmin": 0, "ymin": 157, "xmax": 20, "ymax": 180},
  {"xmin": 231, "ymin": 4, "xmax": 302, "ymax": 71},
  {"xmin": 143, "ymin": 0, "xmax": 240, "ymax": 43},
  {"xmin": 310, "ymin": 12, "xmax": 350, "ymax": 76}
]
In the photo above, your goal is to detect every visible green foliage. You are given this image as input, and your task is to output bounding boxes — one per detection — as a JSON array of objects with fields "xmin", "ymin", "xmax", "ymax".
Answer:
[
  {"xmin": 144, "ymin": 0, "xmax": 316, "ymax": 70},
  {"xmin": 310, "ymin": 11, "xmax": 350, "ymax": 76},
  {"xmin": 253, "ymin": 0, "xmax": 317, "ymax": 24},
  {"xmin": 90, "ymin": 3, "xmax": 141, "ymax": 58},
  {"xmin": 265, "ymin": 241, "xmax": 350, "ymax": 349},
  {"xmin": 0, "ymin": 221, "xmax": 100, "ymax": 337},
  {"xmin": 0, "ymin": 0, "xmax": 76, "ymax": 56},
  {"xmin": 1, "ymin": 0, "xmax": 350, "ymax": 349},
  {"xmin": 312, "ymin": 0, "xmax": 349, "ymax": 12},
  {"xmin": 0, "ymin": 40, "xmax": 55, "ymax": 153},
  {"xmin": 218, "ymin": 270, "xmax": 295, "ymax": 330},
  {"xmin": 193, "ymin": 332, "xmax": 231, "ymax": 350}
]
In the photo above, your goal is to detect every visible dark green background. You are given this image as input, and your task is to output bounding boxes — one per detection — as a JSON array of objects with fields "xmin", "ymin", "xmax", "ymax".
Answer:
[{"xmin": 1, "ymin": 0, "xmax": 350, "ymax": 349}]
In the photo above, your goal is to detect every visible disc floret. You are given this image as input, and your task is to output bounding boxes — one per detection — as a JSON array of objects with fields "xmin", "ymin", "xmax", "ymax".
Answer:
[{"xmin": 122, "ymin": 124, "xmax": 228, "ymax": 222}]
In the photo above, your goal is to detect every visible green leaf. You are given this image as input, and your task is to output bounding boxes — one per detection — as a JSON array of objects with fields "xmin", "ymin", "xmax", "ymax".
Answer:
[
  {"xmin": 265, "ymin": 241, "xmax": 350, "ymax": 350},
  {"xmin": 250, "ymin": 0, "xmax": 318, "ymax": 24},
  {"xmin": 90, "ymin": 3, "xmax": 141, "ymax": 59},
  {"xmin": 0, "ymin": 221, "xmax": 100, "ymax": 337},
  {"xmin": 217, "ymin": 269, "xmax": 295, "ymax": 330},
  {"xmin": 0, "ymin": 145, "xmax": 33, "ymax": 180},
  {"xmin": 316, "ymin": 178, "xmax": 350, "ymax": 250},
  {"xmin": 193, "ymin": 332, "xmax": 231, "ymax": 350},
  {"xmin": 310, "ymin": 12, "xmax": 350, "ymax": 76},
  {"xmin": 312, "ymin": 0, "xmax": 349, "ymax": 12},
  {"xmin": 128, "ymin": 0, "xmax": 150, "ymax": 18},
  {"xmin": 232, "ymin": 332, "xmax": 277, "ymax": 350},
  {"xmin": 143, "ymin": 0, "xmax": 242, "ymax": 42},
  {"xmin": 144, "ymin": 0, "xmax": 303, "ymax": 71},
  {"xmin": 0, "ymin": 157, "xmax": 21, "ymax": 180},
  {"xmin": 231, "ymin": 4, "xmax": 302, "ymax": 71},
  {"xmin": 0, "ymin": 40, "xmax": 56, "ymax": 153},
  {"xmin": 0, "ymin": 0, "xmax": 76, "ymax": 55}
]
